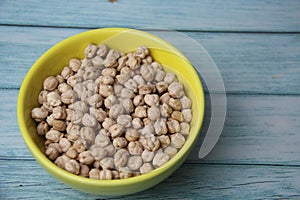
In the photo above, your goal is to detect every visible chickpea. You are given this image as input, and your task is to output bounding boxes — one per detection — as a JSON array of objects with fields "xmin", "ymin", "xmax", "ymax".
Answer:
[
  {"xmin": 90, "ymin": 145, "xmax": 108, "ymax": 161},
  {"xmin": 144, "ymin": 94, "xmax": 159, "ymax": 106},
  {"xmin": 87, "ymin": 94, "xmax": 103, "ymax": 108},
  {"xmin": 109, "ymin": 124, "xmax": 124, "ymax": 138},
  {"xmin": 171, "ymin": 111, "xmax": 184, "ymax": 122},
  {"xmin": 43, "ymin": 76, "xmax": 58, "ymax": 91},
  {"xmin": 109, "ymin": 104, "xmax": 125, "ymax": 119},
  {"xmin": 97, "ymin": 44, "xmax": 109, "ymax": 58},
  {"xmin": 154, "ymin": 118, "xmax": 168, "ymax": 135},
  {"xmin": 102, "ymin": 68, "xmax": 117, "ymax": 77},
  {"xmin": 84, "ymin": 44, "xmax": 98, "ymax": 59},
  {"xmin": 45, "ymin": 146, "xmax": 60, "ymax": 161},
  {"xmin": 140, "ymin": 163, "xmax": 153, "ymax": 174},
  {"xmin": 94, "ymin": 132, "xmax": 111, "ymax": 148},
  {"xmin": 153, "ymin": 151, "xmax": 169, "ymax": 167},
  {"xmin": 164, "ymin": 72, "xmax": 177, "ymax": 84},
  {"xmin": 78, "ymin": 151, "xmax": 95, "ymax": 165},
  {"xmin": 134, "ymin": 106, "xmax": 147, "ymax": 118},
  {"xmin": 140, "ymin": 64, "xmax": 155, "ymax": 82},
  {"xmin": 170, "ymin": 133, "xmax": 186, "ymax": 149},
  {"xmin": 127, "ymin": 141, "xmax": 143, "ymax": 155},
  {"xmin": 167, "ymin": 119, "xmax": 181, "ymax": 134},
  {"xmin": 69, "ymin": 58, "xmax": 81, "ymax": 72},
  {"xmin": 121, "ymin": 98, "xmax": 134, "ymax": 113},
  {"xmin": 141, "ymin": 149, "xmax": 154, "ymax": 163},
  {"xmin": 45, "ymin": 129, "xmax": 63, "ymax": 143},
  {"xmin": 54, "ymin": 154, "xmax": 70, "ymax": 169},
  {"xmin": 160, "ymin": 103, "xmax": 172, "ymax": 118},
  {"xmin": 61, "ymin": 66, "xmax": 74, "ymax": 80},
  {"xmin": 104, "ymin": 95, "xmax": 118, "ymax": 109},
  {"xmin": 180, "ymin": 96, "xmax": 192, "ymax": 109},
  {"xmin": 79, "ymin": 164, "xmax": 90, "ymax": 177},
  {"xmin": 182, "ymin": 109, "xmax": 192, "ymax": 123},
  {"xmin": 117, "ymin": 115, "xmax": 132, "ymax": 128},
  {"xmin": 133, "ymin": 95, "xmax": 145, "ymax": 107},
  {"xmin": 102, "ymin": 117, "xmax": 115, "ymax": 130},
  {"xmin": 38, "ymin": 90, "xmax": 48, "ymax": 104},
  {"xmin": 114, "ymin": 148, "xmax": 130, "ymax": 168},
  {"xmin": 66, "ymin": 147, "xmax": 78, "ymax": 159},
  {"xmin": 138, "ymin": 84, "xmax": 152, "ymax": 95},
  {"xmin": 100, "ymin": 157, "xmax": 115, "ymax": 169},
  {"xmin": 160, "ymin": 93, "xmax": 171, "ymax": 104},
  {"xmin": 89, "ymin": 168, "xmax": 100, "ymax": 180},
  {"xmin": 61, "ymin": 90, "xmax": 77, "ymax": 104},
  {"xmin": 180, "ymin": 122, "xmax": 190, "ymax": 135},
  {"xmin": 99, "ymin": 84, "xmax": 113, "ymax": 98},
  {"xmin": 125, "ymin": 128, "xmax": 139, "ymax": 142},
  {"xmin": 36, "ymin": 121, "xmax": 49, "ymax": 136},
  {"xmin": 147, "ymin": 105, "xmax": 160, "ymax": 121},
  {"xmin": 81, "ymin": 113, "xmax": 98, "ymax": 128},
  {"xmin": 127, "ymin": 156, "xmax": 143, "ymax": 171},
  {"xmin": 113, "ymin": 137, "xmax": 128, "ymax": 149},
  {"xmin": 132, "ymin": 117, "xmax": 143, "ymax": 129},
  {"xmin": 58, "ymin": 83, "xmax": 72, "ymax": 93},
  {"xmin": 164, "ymin": 146, "xmax": 177, "ymax": 158},
  {"xmin": 92, "ymin": 55, "xmax": 104, "ymax": 67},
  {"xmin": 168, "ymin": 82, "xmax": 184, "ymax": 98},
  {"xmin": 139, "ymin": 134, "xmax": 160, "ymax": 152},
  {"xmin": 158, "ymin": 135, "xmax": 170, "ymax": 148},
  {"xmin": 73, "ymin": 139, "xmax": 87, "ymax": 153},
  {"xmin": 31, "ymin": 107, "xmax": 48, "ymax": 122},
  {"xmin": 168, "ymin": 98, "xmax": 181, "ymax": 111},
  {"xmin": 52, "ymin": 119, "xmax": 66, "ymax": 132},
  {"xmin": 65, "ymin": 159, "xmax": 80, "ymax": 175},
  {"xmin": 103, "ymin": 56, "xmax": 118, "ymax": 68}
]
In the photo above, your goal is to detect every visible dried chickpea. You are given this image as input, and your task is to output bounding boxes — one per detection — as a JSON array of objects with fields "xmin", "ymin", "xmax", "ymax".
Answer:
[
  {"xmin": 140, "ymin": 163, "xmax": 153, "ymax": 174},
  {"xmin": 78, "ymin": 151, "xmax": 95, "ymax": 165},
  {"xmin": 141, "ymin": 149, "xmax": 154, "ymax": 163},
  {"xmin": 125, "ymin": 128, "xmax": 139, "ymax": 142},
  {"xmin": 99, "ymin": 169, "xmax": 113, "ymax": 180},
  {"xmin": 170, "ymin": 133, "xmax": 186, "ymax": 149},
  {"xmin": 153, "ymin": 151, "xmax": 170, "ymax": 167},
  {"xmin": 43, "ymin": 76, "xmax": 58, "ymax": 91},
  {"xmin": 114, "ymin": 148, "xmax": 130, "ymax": 168},
  {"xmin": 65, "ymin": 159, "xmax": 80, "ymax": 174},
  {"xmin": 180, "ymin": 122, "xmax": 190, "ymax": 135},
  {"xmin": 31, "ymin": 107, "xmax": 48, "ymax": 122},
  {"xmin": 182, "ymin": 109, "xmax": 192, "ymax": 123},
  {"xmin": 90, "ymin": 145, "xmax": 108, "ymax": 161},
  {"xmin": 100, "ymin": 157, "xmax": 115, "ymax": 169},
  {"xmin": 45, "ymin": 129, "xmax": 63, "ymax": 143},
  {"xmin": 113, "ymin": 137, "xmax": 128, "ymax": 149},
  {"xmin": 127, "ymin": 156, "xmax": 143, "ymax": 171},
  {"xmin": 89, "ymin": 168, "xmax": 100, "ymax": 180},
  {"xmin": 52, "ymin": 119, "xmax": 66, "ymax": 131},
  {"xmin": 127, "ymin": 141, "xmax": 143, "ymax": 155},
  {"xmin": 36, "ymin": 121, "xmax": 49, "ymax": 136}
]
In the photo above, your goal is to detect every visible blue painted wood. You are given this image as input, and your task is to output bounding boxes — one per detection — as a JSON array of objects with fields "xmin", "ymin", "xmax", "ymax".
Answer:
[
  {"xmin": 1, "ymin": 159, "xmax": 299, "ymax": 199},
  {"xmin": 0, "ymin": 26, "xmax": 299, "ymax": 94},
  {"xmin": 0, "ymin": 0, "xmax": 300, "ymax": 32}
]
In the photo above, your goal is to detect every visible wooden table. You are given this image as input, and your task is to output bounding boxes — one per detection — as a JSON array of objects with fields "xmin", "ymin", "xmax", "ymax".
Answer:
[{"xmin": 1, "ymin": 1, "xmax": 299, "ymax": 199}]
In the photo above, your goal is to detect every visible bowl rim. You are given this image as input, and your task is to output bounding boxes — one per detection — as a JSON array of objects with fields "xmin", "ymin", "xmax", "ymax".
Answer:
[{"xmin": 17, "ymin": 27, "xmax": 205, "ymax": 188}]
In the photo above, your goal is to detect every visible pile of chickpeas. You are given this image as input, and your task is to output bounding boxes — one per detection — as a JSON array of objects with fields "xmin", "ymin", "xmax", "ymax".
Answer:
[{"xmin": 31, "ymin": 44, "xmax": 192, "ymax": 180}]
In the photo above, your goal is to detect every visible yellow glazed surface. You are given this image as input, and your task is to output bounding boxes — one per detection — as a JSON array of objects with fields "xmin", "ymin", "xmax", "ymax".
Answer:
[{"xmin": 17, "ymin": 28, "xmax": 205, "ymax": 195}]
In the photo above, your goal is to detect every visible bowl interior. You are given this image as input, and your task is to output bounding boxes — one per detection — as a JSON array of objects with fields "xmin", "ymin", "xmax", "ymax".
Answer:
[{"xmin": 17, "ymin": 28, "xmax": 205, "ymax": 195}]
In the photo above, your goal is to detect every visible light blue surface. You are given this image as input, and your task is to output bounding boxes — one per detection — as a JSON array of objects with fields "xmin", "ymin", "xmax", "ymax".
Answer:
[{"xmin": 0, "ymin": 0, "xmax": 299, "ymax": 199}]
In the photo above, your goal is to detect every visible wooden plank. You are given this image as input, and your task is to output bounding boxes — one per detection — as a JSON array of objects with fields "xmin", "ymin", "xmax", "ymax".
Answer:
[
  {"xmin": 0, "ymin": 159, "xmax": 299, "ymax": 199},
  {"xmin": 0, "ymin": 26, "xmax": 299, "ymax": 94},
  {"xmin": 1, "ymin": 90, "xmax": 299, "ymax": 165},
  {"xmin": 0, "ymin": 0, "xmax": 300, "ymax": 32}
]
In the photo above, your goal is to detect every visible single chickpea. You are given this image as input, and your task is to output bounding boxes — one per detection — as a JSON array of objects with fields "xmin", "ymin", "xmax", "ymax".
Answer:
[
  {"xmin": 127, "ymin": 141, "xmax": 143, "ymax": 155},
  {"xmin": 66, "ymin": 147, "xmax": 78, "ymax": 159},
  {"xmin": 160, "ymin": 93, "xmax": 171, "ymax": 104},
  {"xmin": 36, "ymin": 121, "xmax": 49, "ymax": 136},
  {"xmin": 61, "ymin": 66, "xmax": 74, "ymax": 80},
  {"xmin": 80, "ymin": 127, "xmax": 96, "ymax": 144},
  {"xmin": 38, "ymin": 90, "xmax": 48, "ymax": 104},
  {"xmin": 164, "ymin": 146, "xmax": 178, "ymax": 158},
  {"xmin": 140, "ymin": 163, "xmax": 153, "ymax": 174},
  {"xmin": 94, "ymin": 132, "xmax": 111, "ymax": 148},
  {"xmin": 127, "ymin": 156, "xmax": 143, "ymax": 171},
  {"xmin": 97, "ymin": 44, "xmax": 109, "ymax": 58},
  {"xmin": 66, "ymin": 124, "xmax": 81, "ymax": 142},
  {"xmin": 167, "ymin": 119, "xmax": 181, "ymax": 134},
  {"xmin": 134, "ymin": 106, "xmax": 147, "ymax": 118},
  {"xmin": 135, "ymin": 46, "xmax": 149, "ymax": 59},
  {"xmin": 116, "ymin": 115, "xmax": 132, "ymax": 128},
  {"xmin": 141, "ymin": 149, "xmax": 155, "ymax": 163},
  {"xmin": 81, "ymin": 113, "xmax": 98, "ymax": 128},
  {"xmin": 138, "ymin": 84, "xmax": 153, "ymax": 95},
  {"xmin": 65, "ymin": 159, "xmax": 80, "ymax": 175},
  {"xmin": 109, "ymin": 104, "xmax": 125, "ymax": 119},
  {"xmin": 58, "ymin": 83, "xmax": 72, "ymax": 93},
  {"xmin": 114, "ymin": 148, "xmax": 130, "ymax": 168},
  {"xmin": 126, "ymin": 55, "xmax": 141, "ymax": 70},
  {"xmin": 102, "ymin": 68, "xmax": 117, "ymax": 77},
  {"xmin": 31, "ymin": 107, "xmax": 48, "ymax": 122},
  {"xmin": 144, "ymin": 94, "xmax": 159, "ymax": 106},
  {"xmin": 121, "ymin": 98, "xmax": 134, "ymax": 113},
  {"xmin": 105, "ymin": 144, "xmax": 117, "ymax": 157},
  {"xmin": 79, "ymin": 164, "xmax": 90, "ymax": 177},
  {"xmin": 69, "ymin": 58, "xmax": 81, "ymax": 72},
  {"xmin": 168, "ymin": 82, "xmax": 184, "ymax": 99},
  {"xmin": 139, "ymin": 134, "xmax": 160, "ymax": 152},
  {"xmin": 103, "ymin": 56, "xmax": 118, "ymax": 68},
  {"xmin": 125, "ymin": 128, "xmax": 139, "ymax": 142},
  {"xmin": 180, "ymin": 96, "xmax": 192, "ymax": 109},
  {"xmin": 132, "ymin": 117, "xmax": 143, "ymax": 129},
  {"xmin": 102, "ymin": 117, "xmax": 115, "ymax": 130},
  {"xmin": 46, "ymin": 91, "xmax": 61, "ymax": 107},
  {"xmin": 89, "ymin": 168, "xmax": 100, "ymax": 180},
  {"xmin": 104, "ymin": 95, "xmax": 118, "ymax": 109},
  {"xmin": 140, "ymin": 64, "xmax": 155, "ymax": 82},
  {"xmin": 180, "ymin": 122, "xmax": 190, "ymax": 135},
  {"xmin": 154, "ymin": 118, "xmax": 168, "ymax": 135},
  {"xmin": 78, "ymin": 151, "xmax": 95, "ymax": 165},
  {"xmin": 113, "ymin": 137, "xmax": 128, "ymax": 149},
  {"xmin": 45, "ymin": 129, "xmax": 63, "ymax": 143},
  {"xmin": 156, "ymin": 82, "xmax": 168, "ymax": 94},
  {"xmin": 154, "ymin": 69, "xmax": 166, "ymax": 82},
  {"xmin": 133, "ymin": 95, "xmax": 145, "ymax": 107},
  {"xmin": 61, "ymin": 90, "xmax": 77, "ymax": 104},
  {"xmin": 182, "ymin": 109, "xmax": 192, "ymax": 123},
  {"xmin": 99, "ymin": 84, "xmax": 114, "ymax": 98},
  {"xmin": 170, "ymin": 133, "xmax": 186, "ymax": 149},
  {"xmin": 90, "ymin": 145, "xmax": 108, "ymax": 161},
  {"xmin": 73, "ymin": 139, "xmax": 87, "ymax": 153},
  {"xmin": 171, "ymin": 111, "xmax": 184, "ymax": 122},
  {"xmin": 164, "ymin": 72, "xmax": 177, "ymax": 84},
  {"xmin": 109, "ymin": 124, "xmax": 124, "ymax": 138},
  {"xmin": 92, "ymin": 55, "xmax": 104, "ymax": 67},
  {"xmin": 45, "ymin": 145, "xmax": 60, "ymax": 161},
  {"xmin": 100, "ymin": 157, "xmax": 115, "ymax": 169},
  {"xmin": 52, "ymin": 119, "xmax": 66, "ymax": 132},
  {"xmin": 43, "ymin": 76, "xmax": 58, "ymax": 91},
  {"xmin": 158, "ymin": 135, "xmax": 170, "ymax": 148},
  {"xmin": 84, "ymin": 44, "xmax": 98, "ymax": 59},
  {"xmin": 153, "ymin": 151, "xmax": 170, "ymax": 167},
  {"xmin": 160, "ymin": 103, "xmax": 172, "ymax": 118},
  {"xmin": 147, "ymin": 105, "xmax": 160, "ymax": 121}
]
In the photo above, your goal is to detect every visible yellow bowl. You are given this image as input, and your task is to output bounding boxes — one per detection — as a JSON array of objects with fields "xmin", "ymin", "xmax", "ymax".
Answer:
[{"xmin": 17, "ymin": 28, "xmax": 205, "ymax": 196}]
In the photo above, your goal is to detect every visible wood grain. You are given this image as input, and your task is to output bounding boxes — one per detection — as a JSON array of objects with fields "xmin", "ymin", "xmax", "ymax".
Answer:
[
  {"xmin": 2, "ymin": 90, "xmax": 299, "ymax": 165},
  {"xmin": 0, "ymin": 26, "xmax": 299, "ymax": 94},
  {"xmin": 0, "ymin": 159, "xmax": 299, "ymax": 199},
  {"xmin": 0, "ymin": 0, "xmax": 300, "ymax": 32}
]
